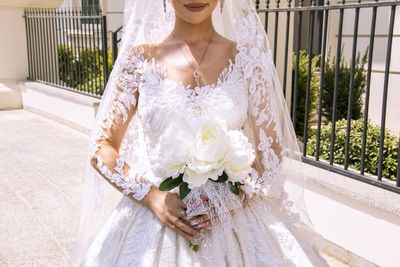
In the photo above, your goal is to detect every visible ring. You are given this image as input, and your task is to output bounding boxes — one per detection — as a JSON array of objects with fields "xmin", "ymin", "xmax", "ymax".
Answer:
[{"xmin": 179, "ymin": 210, "xmax": 186, "ymax": 217}]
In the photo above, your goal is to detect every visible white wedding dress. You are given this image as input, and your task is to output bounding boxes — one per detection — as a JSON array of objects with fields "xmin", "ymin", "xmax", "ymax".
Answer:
[{"xmin": 79, "ymin": 47, "xmax": 328, "ymax": 266}]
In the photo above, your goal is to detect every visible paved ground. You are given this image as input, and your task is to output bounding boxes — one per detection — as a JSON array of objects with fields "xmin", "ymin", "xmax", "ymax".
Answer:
[
  {"xmin": 0, "ymin": 109, "xmax": 88, "ymax": 266},
  {"xmin": 0, "ymin": 109, "xmax": 348, "ymax": 267}
]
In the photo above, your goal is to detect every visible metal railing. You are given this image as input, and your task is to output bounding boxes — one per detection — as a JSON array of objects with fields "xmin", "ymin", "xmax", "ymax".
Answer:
[
  {"xmin": 256, "ymin": 0, "xmax": 400, "ymax": 193},
  {"xmin": 24, "ymin": 2, "xmax": 399, "ymax": 193},
  {"xmin": 111, "ymin": 26, "xmax": 123, "ymax": 64},
  {"xmin": 24, "ymin": 7, "xmax": 109, "ymax": 97}
]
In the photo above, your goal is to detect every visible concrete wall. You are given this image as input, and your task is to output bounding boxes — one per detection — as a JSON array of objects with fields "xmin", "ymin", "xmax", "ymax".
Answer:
[
  {"xmin": 61, "ymin": 0, "xmax": 124, "ymax": 34},
  {"xmin": 102, "ymin": 0, "xmax": 124, "ymax": 32},
  {"xmin": 0, "ymin": 0, "xmax": 63, "ymax": 110},
  {"xmin": 19, "ymin": 81, "xmax": 99, "ymax": 134},
  {"xmin": 299, "ymin": 162, "xmax": 400, "ymax": 267},
  {"xmin": 341, "ymin": 6, "xmax": 400, "ymax": 135}
]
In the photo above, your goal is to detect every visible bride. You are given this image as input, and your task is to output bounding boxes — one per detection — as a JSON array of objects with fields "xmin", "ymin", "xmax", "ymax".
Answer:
[{"xmin": 71, "ymin": 0, "xmax": 329, "ymax": 266}]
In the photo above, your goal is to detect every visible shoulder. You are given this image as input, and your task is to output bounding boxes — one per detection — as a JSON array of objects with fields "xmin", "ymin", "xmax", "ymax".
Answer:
[
  {"xmin": 118, "ymin": 44, "xmax": 153, "ymax": 74},
  {"xmin": 213, "ymin": 33, "xmax": 238, "ymax": 58},
  {"xmin": 124, "ymin": 44, "xmax": 150, "ymax": 61}
]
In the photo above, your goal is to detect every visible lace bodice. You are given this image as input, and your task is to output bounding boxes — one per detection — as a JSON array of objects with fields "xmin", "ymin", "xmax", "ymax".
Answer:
[
  {"xmin": 137, "ymin": 57, "xmax": 248, "ymax": 148},
  {"xmin": 90, "ymin": 39, "xmax": 285, "ymax": 203}
]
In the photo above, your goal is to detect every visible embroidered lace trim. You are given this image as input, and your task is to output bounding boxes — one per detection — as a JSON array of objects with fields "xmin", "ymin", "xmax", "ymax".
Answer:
[{"xmin": 90, "ymin": 47, "xmax": 152, "ymax": 201}]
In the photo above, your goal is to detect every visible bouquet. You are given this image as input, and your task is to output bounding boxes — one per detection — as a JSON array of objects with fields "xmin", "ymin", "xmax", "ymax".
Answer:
[{"xmin": 151, "ymin": 116, "xmax": 255, "ymax": 199}]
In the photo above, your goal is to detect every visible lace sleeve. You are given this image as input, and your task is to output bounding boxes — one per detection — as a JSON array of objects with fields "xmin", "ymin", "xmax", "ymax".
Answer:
[
  {"xmin": 89, "ymin": 47, "xmax": 152, "ymax": 202},
  {"xmin": 241, "ymin": 58, "xmax": 286, "ymax": 201},
  {"xmin": 243, "ymin": 80, "xmax": 285, "ymax": 200},
  {"xmin": 233, "ymin": 12, "xmax": 288, "ymax": 201}
]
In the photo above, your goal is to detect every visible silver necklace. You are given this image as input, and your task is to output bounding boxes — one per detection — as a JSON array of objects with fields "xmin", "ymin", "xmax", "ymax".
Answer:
[{"xmin": 171, "ymin": 29, "xmax": 214, "ymax": 88}]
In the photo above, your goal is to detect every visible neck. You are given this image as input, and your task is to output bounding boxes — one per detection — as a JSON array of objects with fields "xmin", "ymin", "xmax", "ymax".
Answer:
[{"xmin": 172, "ymin": 16, "xmax": 214, "ymax": 44}]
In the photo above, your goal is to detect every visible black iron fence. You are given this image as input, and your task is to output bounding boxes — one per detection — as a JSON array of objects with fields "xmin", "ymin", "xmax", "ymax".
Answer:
[
  {"xmin": 24, "ymin": 7, "xmax": 109, "ymax": 97},
  {"xmin": 24, "ymin": 2, "xmax": 400, "ymax": 193},
  {"xmin": 256, "ymin": 0, "xmax": 400, "ymax": 193}
]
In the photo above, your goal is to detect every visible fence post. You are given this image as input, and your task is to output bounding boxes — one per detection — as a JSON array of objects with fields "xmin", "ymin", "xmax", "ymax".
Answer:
[
  {"xmin": 101, "ymin": 15, "xmax": 109, "ymax": 92},
  {"xmin": 111, "ymin": 31, "xmax": 117, "ymax": 65}
]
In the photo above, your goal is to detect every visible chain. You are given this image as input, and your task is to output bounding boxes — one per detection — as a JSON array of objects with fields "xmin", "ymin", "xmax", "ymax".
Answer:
[{"xmin": 171, "ymin": 28, "xmax": 215, "ymax": 87}]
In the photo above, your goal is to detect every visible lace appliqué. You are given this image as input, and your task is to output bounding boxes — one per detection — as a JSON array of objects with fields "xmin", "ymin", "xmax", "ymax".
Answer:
[
  {"xmin": 93, "ymin": 155, "xmax": 151, "ymax": 201},
  {"xmin": 236, "ymin": 12, "xmax": 286, "ymax": 200},
  {"xmin": 90, "ymin": 48, "xmax": 151, "ymax": 202}
]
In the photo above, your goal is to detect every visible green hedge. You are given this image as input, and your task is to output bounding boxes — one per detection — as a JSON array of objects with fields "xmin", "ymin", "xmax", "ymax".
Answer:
[
  {"xmin": 58, "ymin": 44, "xmax": 112, "ymax": 95},
  {"xmin": 307, "ymin": 119, "xmax": 399, "ymax": 181},
  {"xmin": 321, "ymin": 49, "xmax": 367, "ymax": 122}
]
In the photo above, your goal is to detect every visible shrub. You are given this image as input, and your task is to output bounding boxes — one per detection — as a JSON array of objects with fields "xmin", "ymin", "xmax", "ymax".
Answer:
[
  {"xmin": 292, "ymin": 51, "xmax": 320, "ymax": 136},
  {"xmin": 58, "ymin": 44, "xmax": 112, "ymax": 95},
  {"xmin": 58, "ymin": 44, "xmax": 82, "ymax": 88},
  {"xmin": 321, "ymin": 49, "xmax": 367, "ymax": 122},
  {"xmin": 307, "ymin": 118, "xmax": 399, "ymax": 181}
]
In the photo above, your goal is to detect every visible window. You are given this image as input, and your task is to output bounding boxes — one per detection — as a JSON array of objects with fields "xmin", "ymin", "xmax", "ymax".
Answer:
[{"xmin": 81, "ymin": 0, "xmax": 100, "ymax": 12}]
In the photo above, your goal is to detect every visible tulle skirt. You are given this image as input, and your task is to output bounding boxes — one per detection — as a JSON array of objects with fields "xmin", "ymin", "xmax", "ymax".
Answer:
[{"xmin": 81, "ymin": 194, "xmax": 328, "ymax": 267}]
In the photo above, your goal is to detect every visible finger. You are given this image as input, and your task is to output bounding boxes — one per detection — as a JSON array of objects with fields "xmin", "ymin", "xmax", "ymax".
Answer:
[
  {"xmin": 195, "ymin": 220, "xmax": 213, "ymax": 229},
  {"xmin": 166, "ymin": 213, "xmax": 198, "ymax": 235},
  {"xmin": 189, "ymin": 214, "xmax": 211, "ymax": 226},
  {"xmin": 200, "ymin": 195, "xmax": 209, "ymax": 201},
  {"xmin": 165, "ymin": 220, "xmax": 195, "ymax": 240},
  {"xmin": 174, "ymin": 218, "xmax": 200, "ymax": 237},
  {"xmin": 180, "ymin": 201, "xmax": 187, "ymax": 209},
  {"xmin": 174, "ymin": 226, "xmax": 196, "ymax": 240},
  {"xmin": 170, "ymin": 207, "xmax": 187, "ymax": 220}
]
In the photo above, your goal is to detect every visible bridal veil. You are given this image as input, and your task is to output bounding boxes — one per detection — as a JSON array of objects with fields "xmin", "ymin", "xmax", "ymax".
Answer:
[{"xmin": 71, "ymin": 0, "xmax": 321, "ymax": 265}]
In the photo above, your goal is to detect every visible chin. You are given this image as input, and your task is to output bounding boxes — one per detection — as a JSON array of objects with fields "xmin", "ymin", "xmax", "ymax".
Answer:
[{"xmin": 172, "ymin": 0, "xmax": 218, "ymax": 24}]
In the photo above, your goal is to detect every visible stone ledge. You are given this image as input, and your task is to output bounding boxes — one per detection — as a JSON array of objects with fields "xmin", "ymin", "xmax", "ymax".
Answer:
[
  {"xmin": 0, "ymin": 82, "xmax": 22, "ymax": 110},
  {"xmin": 301, "ymin": 158, "xmax": 400, "ymax": 266},
  {"xmin": 19, "ymin": 81, "xmax": 100, "ymax": 107},
  {"xmin": 18, "ymin": 80, "xmax": 100, "ymax": 134},
  {"xmin": 320, "ymin": 239, "xmax": 377, "ymax": 267},
  {"xmin": 303, "ymin": 160, "xmax": 400, "ymax": 217},
  {"xmin": 0, "ymin": 0, "xmax": 63, "ymax": 8}
]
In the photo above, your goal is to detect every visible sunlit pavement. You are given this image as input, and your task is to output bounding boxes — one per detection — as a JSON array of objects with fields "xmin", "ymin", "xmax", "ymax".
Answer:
[{"xmin": 0, "ymin": 109, "xmax": 88, "ymax": 266}]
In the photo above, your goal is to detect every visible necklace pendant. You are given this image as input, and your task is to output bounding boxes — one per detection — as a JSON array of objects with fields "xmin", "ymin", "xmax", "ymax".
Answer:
[{"xmin": 194, "ymin": 67, "xmax": 201, "ymax": 87}]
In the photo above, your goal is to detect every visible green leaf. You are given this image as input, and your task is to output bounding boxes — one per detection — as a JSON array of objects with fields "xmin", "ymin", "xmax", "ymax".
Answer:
[
  {"xmin": 179, "ymin": 182, "xmax": 191, "ymax": 199},
  {"xmin": 214, "ymin": 171, "xmax": 229, "ymax": 183},
  {"xmin": 189, "ymin": 242, "xmax": 200, "ymax": 252},
  {"xmin": 229, "ymin": 181, "xmax": 240, "ymax": 195},
  {"xmin": 159, "ymin": 174, "xmax": 183, "ymax": 191}
]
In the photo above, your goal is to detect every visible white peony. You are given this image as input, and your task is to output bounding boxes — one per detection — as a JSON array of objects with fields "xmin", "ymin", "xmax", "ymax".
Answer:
[
  {"xmin": 152, "ymin": 116, "xmax": 255, "ymax": 190},
  {"xmin": 150, "ymin": 117, "xmax": 195, "ymax": 179},
  {"xmin": 224, "ymin": 130, "xmax": 255, "ymax": 182},
  {"xmin": 184, "ymin": 118, "xmax": 230, "ymax": 188}
]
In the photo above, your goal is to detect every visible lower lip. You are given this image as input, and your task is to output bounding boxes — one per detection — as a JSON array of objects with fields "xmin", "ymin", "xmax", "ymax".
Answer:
[{"xmin": 184, "ymin": 4, "xmax": 208, "ymax": 12}]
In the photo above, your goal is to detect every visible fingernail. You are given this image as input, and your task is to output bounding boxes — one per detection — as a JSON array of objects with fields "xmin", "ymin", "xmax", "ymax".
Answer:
[
  {"xmin": 190, "ymin": 220, "xmax": 199, "ymax": 226},
  {"xmin": 197, "ymin": 222, "xmax": 207, "ymax": 228}
]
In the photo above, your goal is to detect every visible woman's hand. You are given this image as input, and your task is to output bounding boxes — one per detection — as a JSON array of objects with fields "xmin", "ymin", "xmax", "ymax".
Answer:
[
  {"xmin": 139, "ymin": 186, "xmax": 203, "ymax": 240},
  {"xmin": 139, "ymin": 186, "xmax": 247, "ymax": 241},
  {"xmin": 183, "ymin": 190, "xmax": 248, "ymax": 230}
]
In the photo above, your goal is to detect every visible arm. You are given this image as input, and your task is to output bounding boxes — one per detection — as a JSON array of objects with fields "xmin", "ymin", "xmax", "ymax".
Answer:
[
  {"xmin": 89, "ymin": 46, "xmax": 152, "ymax": 202},
  {"xmin": 242, "ymin": 66, "xmax": 286, "ymax": 200},
  {"xmin": 89, "ymin": 46, "xmax": 204, "ymax": 240}
]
